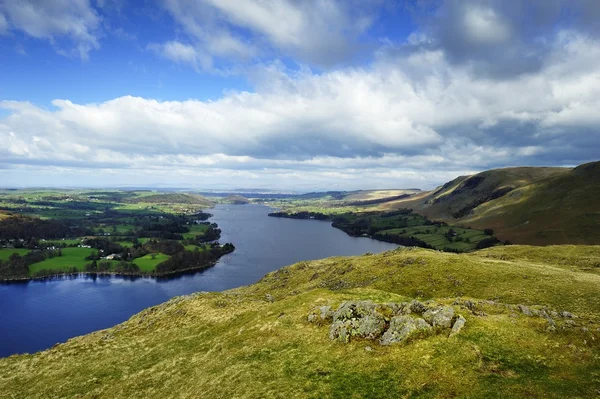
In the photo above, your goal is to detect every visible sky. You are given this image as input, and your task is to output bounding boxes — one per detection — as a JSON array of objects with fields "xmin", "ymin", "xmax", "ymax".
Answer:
[{"xmin": 0, "ymin": 0, "xmax": 599, "ymax": 191}]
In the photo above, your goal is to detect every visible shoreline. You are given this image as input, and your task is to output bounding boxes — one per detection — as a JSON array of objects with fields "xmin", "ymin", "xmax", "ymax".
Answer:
[{"xmin": 0, "ymin": 259, "xmax": 227, "ymax": 283}]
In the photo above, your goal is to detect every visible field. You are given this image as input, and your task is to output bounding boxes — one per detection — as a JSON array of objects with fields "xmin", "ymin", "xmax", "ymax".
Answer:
[
  {"xmin": 1, "ymin": 245, "xmax": 598, "ymax": 398},
  {"xmin": 0, "ymin": 248, "xmax": 30, "ymax": 261},
  {"xmin": 132, "ymin": 253, "xmax": 171, "ymax": 272},
  {"xmin": 27, "ymin": 247, "xmax": 95, "ymax": 275},
  {"xmin": 379, "ymin": 225, "xmax": 490, "ymax": 252}
]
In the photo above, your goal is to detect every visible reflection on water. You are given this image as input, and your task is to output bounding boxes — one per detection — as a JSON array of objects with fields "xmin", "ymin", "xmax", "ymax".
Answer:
[{"xmin": 0, "ymin": 204, "xmax": 397, "ymax": 357}]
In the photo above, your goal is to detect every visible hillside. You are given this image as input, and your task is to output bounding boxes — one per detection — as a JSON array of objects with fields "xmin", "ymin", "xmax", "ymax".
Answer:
[
  {"xmin": 223, "ymin": 194, "xmax": 250, "ymax": 204},
  {"xmin": 129, "ymin": 193, "xmax": 214, "ymax": 207},
  {"xmin": 1, "ymin": 245, "xmax": 599, "ymax": 398},
  {"xmin": 383, "ymin": 161, "xmax": 600, "ymax": 245}
]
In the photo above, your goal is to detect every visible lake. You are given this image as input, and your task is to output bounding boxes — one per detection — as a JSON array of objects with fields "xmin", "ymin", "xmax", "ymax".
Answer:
[{"xmin": 0, "ymin": 204, "xmax": 397, "ymax": 357}]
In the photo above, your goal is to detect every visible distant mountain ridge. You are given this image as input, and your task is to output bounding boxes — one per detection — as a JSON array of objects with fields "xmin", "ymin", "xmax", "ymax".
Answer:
[{"xmin": 384, "ymin": 161, "xmax": 600, "ymax": 245}]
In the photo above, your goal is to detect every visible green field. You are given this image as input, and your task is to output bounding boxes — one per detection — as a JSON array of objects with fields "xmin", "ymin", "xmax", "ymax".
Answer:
[
  {"xmin": 0, "ymin": 248, "xmax": 31, "ymax": 261},
  {"xmin": 182, "ymin": 224, "xmax": 210, "ymax": 239},
  {"xmin": 27, "ymin": 247, "xmax": 95, "ymax": 275},
  {"xmin": 132, "ymin": 253, "xmax": 170, "ymax": 272},
  {"xmin": 379, "ymin": 225, "xmax": 490, "ymax": 251}
]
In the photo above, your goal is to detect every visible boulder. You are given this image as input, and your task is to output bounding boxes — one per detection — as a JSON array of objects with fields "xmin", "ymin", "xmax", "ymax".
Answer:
[
  {"xmin": 423, "ymin": 306, "xmax": 455, "ymax": 328},
  {"xmin": 328, "ymin": 301, "xmax": 386, "ymax": 342},
  {"xmin": 380, "ymin": 316, "xmax": 431, "ymax": 345},
  {"xmin": 450, "ymin": 315, "xmax": 466, "ymax": 337},
  {"xmin": 307, "ymin": 305, "xmax": 334, "ymax": 324},
  {"xmin": 518, "ymin": 305, "xmax": 533, "ymax": 316},
  {"xmin": 408, "ymin": 300, "xmax": 428, "ymax": 314}
]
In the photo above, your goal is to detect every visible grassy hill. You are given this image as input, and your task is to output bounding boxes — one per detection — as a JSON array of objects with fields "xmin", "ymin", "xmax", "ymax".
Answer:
[
  {"xmin": 223, "ymin": 195, "xmax": 251, "ymax": 204},
  {"xmin": 128, "ymin": 193, "xmax": 214, "ymax": 207},
  {"xmin": 383, "ymin": 161, "xmax": 600, "ymax": 245},
  {"xmin": 1, "ymin": 245, "xmax": 599, "ymax": 398}
]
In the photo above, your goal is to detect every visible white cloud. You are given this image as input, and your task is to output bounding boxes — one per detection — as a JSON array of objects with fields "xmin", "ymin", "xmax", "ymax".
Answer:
[
  {"xmin": 148, "ymin": 41, "xmax": 212, "ymax": 71},
  {"xmin": 0, "ymin": 13, "xmax": 8, "ymax": 34},
  {"xmin": 157, "ymin": 0, "xmax": 380, "ymax": 70},
  {"xmin": 1, "ymin": 30, "xmax": 600, "ymax": 189},
  {"xmin": 0, "ymin": 0, "xmax": 101, "ymax": 59}
]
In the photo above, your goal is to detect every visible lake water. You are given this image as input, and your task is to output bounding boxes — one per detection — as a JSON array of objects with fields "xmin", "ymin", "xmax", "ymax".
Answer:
[{"xmin": 0, "ymin": 204, "xmax": 397, "ymax": 357}]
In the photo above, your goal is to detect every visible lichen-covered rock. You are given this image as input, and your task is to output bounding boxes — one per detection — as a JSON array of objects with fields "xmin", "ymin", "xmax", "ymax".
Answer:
[
  {"xmin": 560, "ymin": 311, "xmax": 576, "ymax": 318},
  {"xmin": 518, "ymin": 305, "xmax": 533, "ymax": 316},
  {"xmin": 450, "ymin": 315, "xmax": 466, "ymax": 337},
  {"xmin": 357, "ymin": 314, "xmax": 386, "ymax": 339},
  {"xmin": 423, "ymin": 306, "xmax": 455, "ymax": 328},
  {"xmin": 333, "ymin": 300, "xmax": 376, "ymax": 322},
  {"xmin": 329, "ymin": 320, "xmax": 355, "ymax": 343},
  {"xmin": 408, "ymin": 300, "xmax": 428, "ymax": 314},
  {"xmin": 328, "ymin": 301, "xmax": 386, "ymax": 342},
  {"xmin": 308, "ymin": 305, "xmax": 334, "ymax": 324},
  {"xmin": 380, "ymin": 316, "xmax": 431, "ymax": 345}
]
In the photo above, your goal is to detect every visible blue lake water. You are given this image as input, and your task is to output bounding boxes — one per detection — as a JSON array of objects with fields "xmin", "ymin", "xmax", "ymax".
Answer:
[{"xmin": 0, "ymin": 204, "xmax": 397, "ymax": 357}]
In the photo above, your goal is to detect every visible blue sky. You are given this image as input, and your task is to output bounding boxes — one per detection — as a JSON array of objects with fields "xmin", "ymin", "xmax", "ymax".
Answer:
[{"xmin": 0, "ymin": 0, "xmax": 599, "ymax": 191}]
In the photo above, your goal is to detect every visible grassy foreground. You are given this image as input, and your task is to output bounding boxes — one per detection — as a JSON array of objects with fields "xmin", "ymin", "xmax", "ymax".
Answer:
[{"xmin": 1, "ymin": 246, "xmax": 599, "ymax": 398}]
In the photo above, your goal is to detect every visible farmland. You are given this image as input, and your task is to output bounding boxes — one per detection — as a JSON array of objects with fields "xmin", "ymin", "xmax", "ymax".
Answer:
[{"xmin": 0, "ymin": 190, "xmax": 234, "ymax": 280}]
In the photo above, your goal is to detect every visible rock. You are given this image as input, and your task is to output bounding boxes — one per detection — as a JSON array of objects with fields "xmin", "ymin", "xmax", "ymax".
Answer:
[
  {"xmin": 307, "ymin": 306, "xmax": 334, "ymax": 324},
  {"xmin": 564, "ymin": 319, "xmax": 576, "ymax": 327},
  {"xmin": 329, "ymin": 320, "xmax": 355, "ymax": 343},
  {"xmin": 409, "ymin": 300, "xmax": 428, "ymax": 314},
  {"xmin": 464, "ymin": 300, "xmax": 477, "ymax": 312},
  {"xmin": 328, "ymin": 301, "xmax": 385, "ymax": 342},
  {"xmin": 450, "ymin": 315, "xmax": 466, "ymax": 337},
  {"xmin": 356, "ymin": 314, "xmax": 386, "ymax": 339},
  {"xmin": 380, "ymin": 316, "xmax": 431, "ymax": 345},
  {"xmin": 423, "ymin": 306, "xmax": 455, "ymax": 328},
  {"xmin": 265, "ymin": 294, "xmax": 274, "ymax": 303},
  {"xmin": 365, "ymin": 346, "xmax": 373, "ymax": 352},
  {"xmin": 518, "ymin": 305, "xmax": 533, "ymax": 316},
  {"xmin": 560, "ymin": 311, "xmax": 576, "ymax": 318}
]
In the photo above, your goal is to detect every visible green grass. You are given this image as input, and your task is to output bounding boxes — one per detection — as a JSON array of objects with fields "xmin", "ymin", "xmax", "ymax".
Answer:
[
  {"xmin": 132, "ymin": 253, "xmax": 170, "ymax": 272},
  {"xmin": 1, "ymin": 245, "xmax": 599, "ymax": 398},
  {"xmin": 27, "ymin": 247, "xmax": 95, "ymax": 274},
  {"xmin": 0, "ymin": 248, "xmax": 30, "ymax": 261},
  {"xmin": 184, "ymin": 245, "xmax": 208, "ymax": 251},
  {"xmin": 182, "ymin": 224, "xmax": 210, "ymax": 239},
  {"xmin": 377, "ymin": 224, "xmax": 492, "ymax": 251}
]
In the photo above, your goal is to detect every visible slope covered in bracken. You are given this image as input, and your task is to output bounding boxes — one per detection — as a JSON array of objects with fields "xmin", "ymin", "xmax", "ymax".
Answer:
[{"xmin": 383, "ymin": 161, "xmax": 600, "ymax": 245}]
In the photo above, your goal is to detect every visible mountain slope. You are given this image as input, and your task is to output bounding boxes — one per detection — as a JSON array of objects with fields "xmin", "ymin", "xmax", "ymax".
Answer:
[
  {"xmin": 383, "ymin": 161, "xmax": 600, "ymax": 245},
  {"xmin": 1, "ymin": 246, "xmax": 599, "ymax": 398}
]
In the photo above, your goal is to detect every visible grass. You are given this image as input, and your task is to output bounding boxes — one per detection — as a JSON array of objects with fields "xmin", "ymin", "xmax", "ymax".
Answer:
[
  {"xmin": 379, "ymin": 225, "xmax": 490, "ymax": 251},
  {"xmin": 182, "ymin": 224, "xmax": 210, "ymax": 240},
  {"xmin": 132, "ymin": 253, "xmax": 170, "ymax": 272},
  {"xmin": 1, "ymin": 245, "xmax": 599, "ymax": 398},
  {"xmin": 0, "ymin": 248, "xmax": 30, "ymax": 261},
  {"xmin": 27, "ymin": 247, "xmax": 95, "ymax": 275}
]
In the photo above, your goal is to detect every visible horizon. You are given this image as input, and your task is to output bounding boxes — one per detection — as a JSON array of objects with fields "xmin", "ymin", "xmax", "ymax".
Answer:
[{"xmin": 1, "ymin": 1, "xmax": 600, "ymax": 190}]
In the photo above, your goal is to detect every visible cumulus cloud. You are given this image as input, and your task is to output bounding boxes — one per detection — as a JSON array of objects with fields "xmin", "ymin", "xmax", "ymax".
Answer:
[
  {"xmin": 1, "ymin": 27, "xmax": 599, "ymax": 189},
  {"xmin": 0, "ymin": 0, "xmax": 101, "ymax": 59},
  {"xmin": 156, "ymin": 0, "xmax": 382, "ymax": 70},
  {"xmin": 408, "ymin": 0, "xmax": 600, "ymax": 79}
]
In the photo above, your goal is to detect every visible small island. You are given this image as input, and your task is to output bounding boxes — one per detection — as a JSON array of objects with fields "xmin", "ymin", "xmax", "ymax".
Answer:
[{"xmin": 0, "ymin": 191, "xmax": 234, "ymax": 281}]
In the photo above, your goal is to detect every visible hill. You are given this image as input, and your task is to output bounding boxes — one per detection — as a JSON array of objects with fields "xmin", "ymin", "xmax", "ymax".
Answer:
[
  {"xmin": 129, "ymin": 193, "xmax": 214, "ymax": 207},
  {"xmin": 223, "ymin": 194, "xmax": 250, "ymax": 204},
  {"xmin": 383, "ymin": 161, "xmax": 600, "ymax": 245},
  {"xmin": 1, "ymin": 245, "xmax": 599, "ymax": 398}
]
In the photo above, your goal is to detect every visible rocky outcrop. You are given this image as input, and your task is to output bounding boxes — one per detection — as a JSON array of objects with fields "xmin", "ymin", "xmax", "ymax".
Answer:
[{"xmin": 309, "ymin": 300, "xmax": 466, "ymax": 345}]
